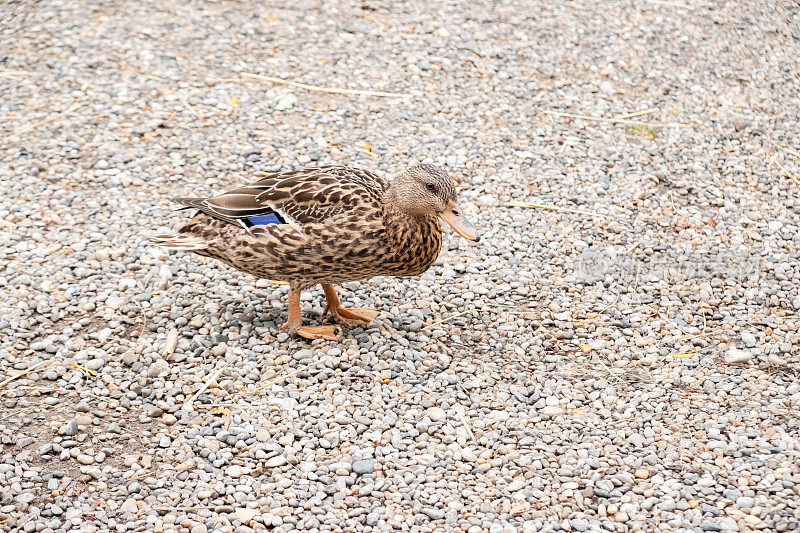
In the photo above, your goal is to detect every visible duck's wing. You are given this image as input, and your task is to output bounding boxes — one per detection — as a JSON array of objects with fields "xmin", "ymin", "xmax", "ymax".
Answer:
[{"xmin": 173, "ymin": 166, "xmax": 387, "ymax": 228}]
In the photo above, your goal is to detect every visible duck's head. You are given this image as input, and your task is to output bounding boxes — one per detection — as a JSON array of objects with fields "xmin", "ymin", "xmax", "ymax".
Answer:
[{"xmin": 391, "ymin": 164, "xmax": 479, "ymax": 242}]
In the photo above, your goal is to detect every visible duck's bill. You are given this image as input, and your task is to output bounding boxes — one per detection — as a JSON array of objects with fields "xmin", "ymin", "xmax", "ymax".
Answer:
[{"xmin": 439, "ymin": 206, "xmax": 480, "ymax": 242}]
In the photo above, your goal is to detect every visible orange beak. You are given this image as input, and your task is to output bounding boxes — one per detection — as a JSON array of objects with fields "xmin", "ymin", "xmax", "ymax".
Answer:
[{"xmin": 439, "ymin": 204, "xmax": 479, "ymax": 242}]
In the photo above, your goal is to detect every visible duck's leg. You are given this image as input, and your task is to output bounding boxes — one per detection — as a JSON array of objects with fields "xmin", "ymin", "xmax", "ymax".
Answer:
[
  {"xmin": 321, "ymin": 284, "xmax": 380, "ymax": 327},
  {"xmin": 282, "ymin": 289, "xmax": 337, "ymax": 341}
]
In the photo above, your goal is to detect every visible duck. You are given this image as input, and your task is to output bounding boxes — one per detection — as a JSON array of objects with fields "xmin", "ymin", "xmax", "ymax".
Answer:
[{"xmin": 150, "ymin": 164, "xmax": 479, "ymax": 340}]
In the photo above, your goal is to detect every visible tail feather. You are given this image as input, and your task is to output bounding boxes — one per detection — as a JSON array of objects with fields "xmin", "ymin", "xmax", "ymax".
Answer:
[{"xmin": 149, "ymin": 232, "xmax": 210, "ymax": 251}]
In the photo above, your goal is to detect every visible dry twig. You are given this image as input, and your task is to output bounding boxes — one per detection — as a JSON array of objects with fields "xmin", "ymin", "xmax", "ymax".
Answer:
[
  {"xmin": 774, "ymin": 158, "xmax": 800, "ymax": 185},
  {"xmin": 507, "ymin": 200, "xmax": 606, "ymax": 217},
  {"xmin": 162, "ymin": 328, "xmax": 179, "ymax": 360},
  {"xmin": 0, "ymin": 68, "xmax": 28, "ymax": 80},
  {"xmin": 155, "ymin": 506, "xmax": 218, "ymax": 511},
  {"xmin": 424, "ymin": 309, "xmax": 474, "ymax": 329},
  {"xmin": 456, "ymin": 410, "xmax": 475, "ymax": 440},
  {"xmin": 248, "ymin": 358, "xmax": 327, "ymax": 395},
  {"xmin": 181, "ymin": 100, "xmax": 201, "ymax": 119},
  {"xmin": 0, "ymin": 360, "xmax": 53, "ymax": 389},
  {"xmin": 543, "ymin": 110, "xmax": 686, "ymax": 127},
  {"xmin": 614, "ymin": 107, "xmax": 659, "ymax": 120},
  {"xmin": 242, "ymin": 73, "xmax": 410, "ymax": 98},
  {"xmin": 184, "ymin": 365, "xmax": 225, "ymax": 409},
  {"xmin": 0, "ymin": 386, "xmax": 106, "ymax": 401},
  {"xmin": 624, "ymin": 241, "xmax": 641, "ymax": 255},
  {"xmin": 1, "ymin": 219, "xmax": 16, "ymax": 233},
  {"xmin": 9, "ymin": 101, "xmax": 87, "ymax": 139},
  {"xmin": 781, "ymin": 145, "xmax": 800, "ymax": 159}
]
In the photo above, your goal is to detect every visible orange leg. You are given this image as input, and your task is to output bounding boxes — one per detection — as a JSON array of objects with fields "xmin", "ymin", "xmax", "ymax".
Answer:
[
  {"xmin": 282, "ymin": 289, "xmax": 337, "ymax": 341},
  {"xmin": 322, "ymin": 284, "xmax": 380, "ymax": 327}
]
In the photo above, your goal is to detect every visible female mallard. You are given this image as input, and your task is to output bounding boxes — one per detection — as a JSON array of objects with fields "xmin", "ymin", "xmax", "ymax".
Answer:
[{"xmin": 151, "ymin": 164, "xmax": 479, "ymax": 340}]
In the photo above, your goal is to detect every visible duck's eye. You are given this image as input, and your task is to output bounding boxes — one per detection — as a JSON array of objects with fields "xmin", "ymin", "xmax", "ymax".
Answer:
[
  {"xmin": 426, "ymin": 183, "xmax": 436, "ymax": 191},
  {"xmin": 452, "ymin": 209, "xmax": 460, "ymax": 216}
]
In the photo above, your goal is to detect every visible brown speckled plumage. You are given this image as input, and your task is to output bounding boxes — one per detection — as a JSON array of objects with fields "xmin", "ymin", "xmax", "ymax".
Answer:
[{"xmin": 151, "ymin": 164, "xmax": 478, "ymax": 340}]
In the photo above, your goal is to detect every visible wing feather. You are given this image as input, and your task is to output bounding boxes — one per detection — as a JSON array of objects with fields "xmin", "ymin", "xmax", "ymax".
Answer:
[{"xmin": 172, "ymin": 166, "xmax": 387, "ymax": 227}]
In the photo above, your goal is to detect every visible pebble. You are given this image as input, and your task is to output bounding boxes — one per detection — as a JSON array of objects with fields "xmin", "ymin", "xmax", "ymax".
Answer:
[
  {"xmin": 427, "ymin": 407, "xmax": 446, "ymax": 422},
  {"xmin": 226, "ymin": 465, "xmax": 243, "ymax": 478},
  {"xmin": 740, "ymin": 331, "xmax": 757, "ymax": 348},
  {"xmin": 235, "ymin": 508, "xmax": 260, "ymax": 524},
  {"xmin": 17, "ymin": 493, "xmax": 35, "ymax": 504},
  {"xmin": 724, "ymin": 349, "xmax": 752, "ymax": 364},
  {"xmin": 274, "ymin": 93, "xmax": 297, "ymax": 111},
  {"xmin": 541, "ymin": 405, "xmax": 563, "ymax": 416},
  {"xmin": 571, "ymin": 518, "xmax": 589, "ymax": 532},
  {"xmin": 352, "ymin": 459, "xmax": 375, "ymax": 475},
  {"xmin": 64, "ymin": 419, "xmax": 78, "ymax": 436},
  {"xmin": 264, "ymin": 456, "xmax": 287, "ymax": 468}
]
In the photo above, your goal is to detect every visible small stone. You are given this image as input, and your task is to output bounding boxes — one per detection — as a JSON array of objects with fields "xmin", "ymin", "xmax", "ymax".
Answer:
[
  {"xmin": 162, "ymin": 413, "xmax": 177, "ymax": 425},
  {"xmin": 352, "ymin": 459, "xmax": 375, "ymax": 475},
  {"xmin": 235, "ymin": 508, "xmax": 260, "ymax": 524},
  {"xmin": 541, "ymin": 405, "xmax": 563, "ymax": 416},
  {"xmin": 735, "ymin": 496, "xmax": 754, "ymax": 509},
  {"xmin": 122, "ymin": 350, "xmax": 138, "ymax": 366},
  {"xmin": 17, "ymin": 493, "xmax": 35, "ymax": 504},
  {"xmin": 634, "ymin": 468, "xmax": 649, "ymax": 479},
  {"xmin": 86, "ymin": 358, "xmax": 105, "ymax": 371},
  {"xmin": 76, "ymin": 454, "xmax": 94, "ymax": 465},
  {"xmin": 274, "ymin": 93, "xmax": 297, "ymax": 111},
  {"xmin": 740, "ymin": 332, "xmax": 757, "ymax": 348},
  {"xmin": 701, "ymin": 503, "xmax": 719, "ymax": 516},
  {"xmin": 64, "ymin": 419, "xmax": 78, "ymax": 436},
  {"xmin": 148, "ymin": 359, "xmax": 170, "ymax": 378},
  {"xmin": 697, "ymin": 476, "xmax": 716, "ymax": 488},
  {"xmin": 724, "ymin": 349, "xmax": 751, "ymax": 364},
  {"xmin": 264, "ymin": 456, "xmax": 287, "ymax": 468},
  {"xmin": 427, "ymin": 407, "xmax": 446, "ymax": 422},
  {"xmin": 226, "ymin": 465, "xmax": 243, "ymax": 477},
  {"xmin": 120, "ymin": 499, "xmax": 138, "ymax": 514},
  {"xmin": 264, "ymin": 513, "xmax": 282, "ymax": 527},
  {"xmin": 106, "ymin": 296, "xmax": 125, "ymax": 310},
  {"xmin": 422, "ymin": 508, "xmax": 445, "ymax": 519},
  {"xmin": 570, "ymin": 518, "xmax": 589, "ymax": 532}
]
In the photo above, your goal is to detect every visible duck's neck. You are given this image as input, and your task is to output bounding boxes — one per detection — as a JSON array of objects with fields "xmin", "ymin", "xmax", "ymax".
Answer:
[{"xmin": 382, "ymin": 190, "xmax": 443, "ymax": 275}]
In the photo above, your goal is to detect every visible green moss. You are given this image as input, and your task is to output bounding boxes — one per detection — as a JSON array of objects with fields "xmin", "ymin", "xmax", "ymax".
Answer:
[{"xmin": 624, "ymin": 124, "xmax": 660, "ymax": 139}]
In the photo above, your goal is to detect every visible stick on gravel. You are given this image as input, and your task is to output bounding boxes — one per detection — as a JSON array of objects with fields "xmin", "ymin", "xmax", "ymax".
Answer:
[
  {"xmin": 242, "ymin": 72, "xmax": 411, "ymax": 98},
  {"xmin": 0, "ymin": 360, "xmax": 53, "ymax": 389},
  {"xmin": 8, "ymin": 101, "xmax": 86, "ymax": 139},
  {"xmin": 184, "ymin": 365, "xmax": 225, "ymax": 410},
  {"xmin": 507, "ymin": 200, "xmax": 607, "ymax": 217}
]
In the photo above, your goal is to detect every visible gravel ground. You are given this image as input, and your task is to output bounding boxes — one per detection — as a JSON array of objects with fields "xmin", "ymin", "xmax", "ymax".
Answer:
[{"xmin": 2, "ymin": 0, "xmax": 800, "ymax": 531}]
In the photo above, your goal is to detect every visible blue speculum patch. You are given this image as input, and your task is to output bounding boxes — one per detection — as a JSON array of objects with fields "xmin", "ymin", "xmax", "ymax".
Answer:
[{"xmin": 248, "ymin": 214, "xmax": 284, "ymax": 225}]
